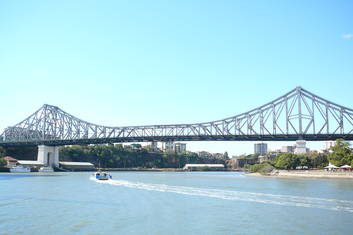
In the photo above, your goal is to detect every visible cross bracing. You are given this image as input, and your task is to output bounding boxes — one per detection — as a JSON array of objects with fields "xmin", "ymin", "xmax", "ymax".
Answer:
[{"xmin": 1, "ymin": 87, "xmax": 353, "ymax": 146}]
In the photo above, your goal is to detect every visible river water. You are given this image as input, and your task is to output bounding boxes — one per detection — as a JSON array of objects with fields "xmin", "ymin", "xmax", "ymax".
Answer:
[{"xmin": 1, "ymin": 172, "xmax": 353, "ymax": 235}]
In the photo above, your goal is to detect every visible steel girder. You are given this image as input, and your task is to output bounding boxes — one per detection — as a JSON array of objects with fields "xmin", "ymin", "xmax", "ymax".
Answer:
[{"xmin": 1, "ymin": 87, "xmax": 353, "ymax": 146}]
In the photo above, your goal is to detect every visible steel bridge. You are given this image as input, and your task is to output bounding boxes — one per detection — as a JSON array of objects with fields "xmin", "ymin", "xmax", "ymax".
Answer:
[{"xmin": 1, "ymin": 87, "xmax": 353, "ymax": 147}]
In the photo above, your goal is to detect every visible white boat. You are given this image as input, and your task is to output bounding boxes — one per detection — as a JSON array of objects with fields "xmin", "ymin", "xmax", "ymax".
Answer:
[
  {"xmin": 38, "ymin": 166, "xmax": 54, "ymax": 172},
  {"xmin": 93, "ymin": 171, "xmax": 112, "ymax": 180},
  {"xmin": 10, "ymin": 165, "xmax": 31, "ymax": 173}
]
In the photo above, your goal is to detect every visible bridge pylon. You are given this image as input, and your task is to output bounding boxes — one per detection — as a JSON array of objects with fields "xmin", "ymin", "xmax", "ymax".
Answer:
[{"xmin": 37, "ymin": 145, "xmax": 59, "ymax": 167}]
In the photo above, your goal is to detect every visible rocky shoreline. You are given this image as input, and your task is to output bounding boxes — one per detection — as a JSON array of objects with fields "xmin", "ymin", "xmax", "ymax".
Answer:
[{"xmin": 245, "ymin": 169, "xmax": 353, "ymax": 179}]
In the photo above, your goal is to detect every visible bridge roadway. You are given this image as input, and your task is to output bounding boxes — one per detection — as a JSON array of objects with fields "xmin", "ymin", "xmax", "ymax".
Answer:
[{"xmin": 1, "ymin": 134, "xmax": 353, "ymax": 147}]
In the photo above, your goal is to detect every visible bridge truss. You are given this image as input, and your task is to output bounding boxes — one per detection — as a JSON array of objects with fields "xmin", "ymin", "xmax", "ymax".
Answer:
[{"xmin": 1, "ymin": 87, "xmax": 353, "ymax": 146}]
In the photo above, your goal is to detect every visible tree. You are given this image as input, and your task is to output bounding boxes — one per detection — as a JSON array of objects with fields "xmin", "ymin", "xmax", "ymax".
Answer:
[
  {"xmin": 0, "ymin": 147, "xmax": 7, "ymax": 167},
  {"xmin": 249, "ymin": 162, "xmax": 274, "ymax": 174},
  {"xmin": 58, "ymin": 144, "xmax": 229, "ymax": 169},
  {"xmin": 223, "ymin": 152, "xmax": 229, "ymax": 160},
  {"xmin": 297, "ymin": 155, "xmax": 311, "ymax": 168},
  {"xmin": 0, "ymin": 147, "xmax": 5, "ymax": 158},
  {"xmin": 328, "ymin": 139, "xmax": 353, "ymax": 166},
  {"xmin": 274, "ymin": 153, "xmax": 299, "ymax": 170},
  {"xmin": 0, "ymin": 157, "xmax": 6, "ymax": 167},
  {"xmin": 309, "ymin": 153, "xmax": 328, "ymax": 168}
]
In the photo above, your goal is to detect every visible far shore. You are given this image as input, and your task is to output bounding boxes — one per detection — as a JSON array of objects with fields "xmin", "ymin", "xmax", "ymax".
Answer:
[
  {"xmin": 245, "ymin": 169, "xmax": 353, "ymax": 179},
  {"xmin": 99, "ymin": 168, "xmax": 243, "ymax": 172},
  {"xmin": 0, "ymin": 167, "xmax": 244, "ymax": 173}
]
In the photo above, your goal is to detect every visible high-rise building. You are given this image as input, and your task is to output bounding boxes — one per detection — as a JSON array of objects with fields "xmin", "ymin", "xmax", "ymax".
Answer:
[
  {"xmin": 281, "ymin": 146, "xmax": 295, "ymax": 153},
  {"xmin": 174, "ymin": 143, "xmax": 186, "ymax": 153},
  {"xmin": 163, "ymin": 141, "xmax": 174, "ymax": 151},
  {"xmin": 163, "ymin": 142, "xmax": 186, "ymax": 153},
  {"xmin": 254, "ymin": 143, "xmax": 268, "ymax": 155}
]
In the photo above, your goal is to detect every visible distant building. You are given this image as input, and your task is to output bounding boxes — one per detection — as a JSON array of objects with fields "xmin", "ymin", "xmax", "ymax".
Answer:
[
  {"xmin": 163, "ymin": 142, "xmax": 186, "ymax": 153},
  {"xmin": 281, "ymin": 146, "xmax": 295, "ymax": 153},
  {"xmin": 254, "ymin": 143, "xmax": 268, "ymax": 155},
  {"xmin": 123, "ymin": 145, "xmax": 132, "ymax": 150},
  {"xmin": 3, "ymin": 156, "xmax": 18, "ymax": 168},
  {"xmin": 113, "ymin": 143, "xmax": 123, "ymax": 149},
  {"xmin": 59, "ymin": 162, "xmax": 95, "ymax": 171},
  {"xmin": 229, "ymin": 157, "xmax": 258, "ymax": 169},
  {"xmin": 197, "ymin": 151, "xmax": 212, "ymax": 157},
  {"xmin": 130, "ymin": 143, "xmax": 142, "ymax": 150},
  {"xmin": 258, "ymin": 155, "xmax": 267, "ymax": 163},
  {"xmin": 310, "ymin": 149, "xmax": 323, "ymax": 154},
  {"xmin": 183, "ymin": 164, "xmax": 224, "ymax": 171},
  {"xmin": 16, "ymin": 160, "xmax": 95, "ymax": 171},
  {"xmin": 258, "ymin": 154, "xmax": 277, "ymax": 163},
  {"xmin": 144, "ymin": 142, "xmax": 158, "ymax": 152},
  {"xmin": 324, "ymin": 141, "xmax": 336, "ymax": 151},
  {"xmin": 163, "ymin": 141, "xmax": 174, "ymax": 151},
  {"xmin": 174, "ymin": 143, "xmax": 186, "ymax": 153},
  {"xmin": 17, "ymin": 160, "xmax": 44, "ymax": 168},
  {"xmin": 268, "ymin": 149, "xmax": 282, "ymax": 156},
  {"xmin": 213, "ymin": 153, "xmax": 224, "ymax": 159}
]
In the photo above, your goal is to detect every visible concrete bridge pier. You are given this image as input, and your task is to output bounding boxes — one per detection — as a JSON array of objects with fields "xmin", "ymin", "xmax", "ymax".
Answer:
[
  {"xmin": 37, "ymin": 145, "xmax": 59, "ymax": 167},
  {"xmin": 295, "ymin": 140, "xmax": 307, "ymax": 154}
]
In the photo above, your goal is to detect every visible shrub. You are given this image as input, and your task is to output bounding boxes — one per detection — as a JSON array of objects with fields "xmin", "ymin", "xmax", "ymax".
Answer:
[
  {"xmin": 249, "ymin": 162, "xmax": 274, "ymax": 175},
  {"xmin": 0, "ymin": 157, "xmax": 6, "ymax": 167}
]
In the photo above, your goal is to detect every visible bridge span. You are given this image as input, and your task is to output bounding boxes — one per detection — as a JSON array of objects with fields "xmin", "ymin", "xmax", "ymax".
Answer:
[{"xmin": 1, "ymin": 86, "xmax": 353, "ymax": 147}]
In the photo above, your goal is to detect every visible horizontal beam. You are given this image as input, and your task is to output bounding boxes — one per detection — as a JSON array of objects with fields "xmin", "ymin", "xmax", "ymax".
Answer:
[{"xmin": 1, "ymin": 134, "xmax": 352, "ymax": 147}]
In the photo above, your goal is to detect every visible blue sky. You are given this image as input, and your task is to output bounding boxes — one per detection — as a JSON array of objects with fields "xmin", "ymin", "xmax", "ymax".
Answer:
[{"xmin": 1, "ymin": 0, "xmax": 353, "ymax": 155}]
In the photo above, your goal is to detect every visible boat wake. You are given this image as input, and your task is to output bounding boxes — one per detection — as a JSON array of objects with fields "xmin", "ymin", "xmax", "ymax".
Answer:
[{"xmin": 91, "ymin": 178, "xmax": 353, "ymax": 213}]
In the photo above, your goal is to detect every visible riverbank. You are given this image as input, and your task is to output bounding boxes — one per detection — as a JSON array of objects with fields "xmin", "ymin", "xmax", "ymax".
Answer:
[
  {"xmin": 100, "ymin": 168, "xmax": 243, "ymax": 172},
  {"xmin": 246, "ymin": 169, "xmax": 353, "ymax": 179},
  {"xmin": 101, "ymin": 168, "xmax": 183, "ymax": 172},
  {"xmin": 0, "ymin": 167, "xmax": 243, "ymax": 173}
]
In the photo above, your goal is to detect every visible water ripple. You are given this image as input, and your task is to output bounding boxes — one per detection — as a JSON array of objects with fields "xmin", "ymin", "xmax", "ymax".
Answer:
[{"xmin": 92, "ymin": 178, "xmax": 353, "ymax": 213}]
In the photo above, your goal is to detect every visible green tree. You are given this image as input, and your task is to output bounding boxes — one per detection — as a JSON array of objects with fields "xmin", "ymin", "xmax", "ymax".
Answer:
[
  {"xmin": 328, "ymin": 139, "xmax": 353, "ymax": 166},
  {"xmin": 297, "ymin": 155, "xmax": 311, "ymax": 168},
  {"xmin": 309, "ymin": 153, "xmax": 328, "ymax": 168},
  {"xmin": 0, "ymin": 147, "xmax": 6, "ymax": 157},
  {"xmin": 58, "ymin": 144, "xmax": 229, "ymax": 169},
  {"xmin": 0, "ymin": 143, "xmax": 6, "ymax": 167},
  {"xmin": 249, "ymin": 162, "xmax": 274, "ymax": 174},
  {"xmin": 0, "ymin": 157, "xmax": 6, "ymax": 167},
  {"xmin": 274, "ymin": 153, "xmax": 299, "ymax": 170}
]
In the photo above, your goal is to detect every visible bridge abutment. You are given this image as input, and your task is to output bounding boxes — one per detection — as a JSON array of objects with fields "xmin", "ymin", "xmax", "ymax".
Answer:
[{"xmin": 37, "ymin": 145, "xmax": 59, "ymax": 167}]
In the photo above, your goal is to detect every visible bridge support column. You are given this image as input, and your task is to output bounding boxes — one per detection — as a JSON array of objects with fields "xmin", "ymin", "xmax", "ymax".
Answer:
[
  {"xmin": 37, "ymin": 145, "xmax": 59, "ymax": 167},
  {"xmin": 151, "ymin": 141, "xmax": 158, "ymax": 152},
  {"xmin": 294, "ymin": 140, "xmax": 307, "ymax": 154}
]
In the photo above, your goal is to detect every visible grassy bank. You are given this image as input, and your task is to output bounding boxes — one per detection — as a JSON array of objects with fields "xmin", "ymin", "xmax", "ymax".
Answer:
[{"xmin": 246, "ymin": 169, "xmax": 353, "ymax": 179}]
